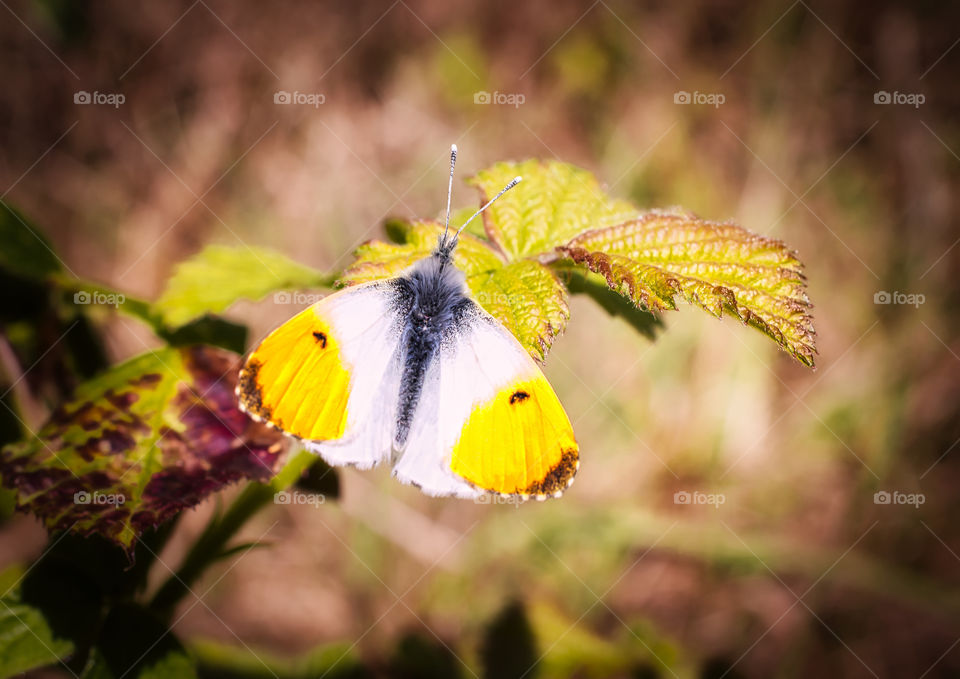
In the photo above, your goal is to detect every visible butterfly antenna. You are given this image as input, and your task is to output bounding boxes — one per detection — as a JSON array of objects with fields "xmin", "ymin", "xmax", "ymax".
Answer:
[
  {"xmin": 454, "ymin": 175, "xmax": 522, "ymax": 241},
  {"xmin": 440, "ymin": 144, "xmax": 457, "ymax": 248}
]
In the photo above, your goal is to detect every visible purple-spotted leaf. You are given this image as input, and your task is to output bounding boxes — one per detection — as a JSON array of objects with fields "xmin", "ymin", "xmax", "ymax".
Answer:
[
  {"xmin": 468, "ymin": 160, "xmax": 640, "ymax": 259},
  {"xmin": 557, "ymin": 212, "xmax": 816, "ymax": 366},
  {"xmin": 341, "ymin": 219, "xmax": 569, "ymax": 361},
  {"xmin": 0, "ymin": 346, "xmax": 288, "ymax": 552}
]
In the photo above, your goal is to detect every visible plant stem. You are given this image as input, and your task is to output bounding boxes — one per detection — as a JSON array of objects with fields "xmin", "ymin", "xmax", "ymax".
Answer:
[{"xmin": 149, "ymin": 448, "xmax": 316, "ymax": 618}]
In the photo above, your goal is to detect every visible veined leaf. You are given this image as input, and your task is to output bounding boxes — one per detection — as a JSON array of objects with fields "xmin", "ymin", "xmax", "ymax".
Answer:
[
  {"xmin": 155, "ymin": 245, "xmax": 333, "ymax": 328},
  {"xmin": 0, "ymin": 346, "xmax": 288, "ymax": 552},
  {"xmin": 340, "ymin": 160, "xmax": 814, "ymax": 366},
  {"xmin": 471, "ymin": 260, "xmax": 570, "ymax": 362},
  {"xmin": 468, "ymin": 160, "xmax": 639, "ymax": 259},
  {"xmin": 341, "ymin": 220, "xmax": 569, "ymax": 360},
  {"xmin": 557, "ymin": 212, "xmax": 816, "ymax": 366}
]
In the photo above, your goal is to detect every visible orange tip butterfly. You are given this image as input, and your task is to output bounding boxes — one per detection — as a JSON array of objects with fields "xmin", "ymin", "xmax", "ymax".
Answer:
[{"xmin": 236, "ymin": 145, "xmax": 578, "ymax": 501}]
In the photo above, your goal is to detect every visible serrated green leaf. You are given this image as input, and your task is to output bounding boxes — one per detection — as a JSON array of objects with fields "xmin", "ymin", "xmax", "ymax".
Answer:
[
  {"xmin": 468, "ymin": 160, "xmax": 639, "ymax": 259},
  {"xmin": 558, "ymin": 212, "xmax": 816, "ymax": 366},
  {"xmin": 0, "ymin": 346, "xmax": 288, "ymax": 551},
  {"xmin": 0, "ymin": 595, "xmax": 75, "ymax": 677},
  {"xmin": 341, "ymin": 161, "xmax": 815, "ymax": 367},
  {"xmin": 154, "ymin": 245, "xmax": 334, "ymax": 328},
  {"xmin": 341, "ymin": 220, "xmax": 568, "ymax": 360}
]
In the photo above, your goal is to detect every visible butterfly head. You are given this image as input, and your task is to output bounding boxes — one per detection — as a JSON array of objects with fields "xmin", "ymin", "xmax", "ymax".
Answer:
[{"xmin": 435, "ymin": 144, "xmax": 521, "ymax": 264}]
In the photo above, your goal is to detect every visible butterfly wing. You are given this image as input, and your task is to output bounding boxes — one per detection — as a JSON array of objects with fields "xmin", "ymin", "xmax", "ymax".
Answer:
[
  {"xmin": 237, "ymin": 280, "xmax": 404, "ymax": 469},
  {"xmin": 392, "ymin": 301, "xmax": 579, "ymax": 499}
]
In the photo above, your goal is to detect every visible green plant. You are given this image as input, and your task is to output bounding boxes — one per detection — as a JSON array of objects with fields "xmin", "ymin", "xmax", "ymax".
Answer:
[{"xmin": 0, "ymin": 159, "xmax": 814, "ymax": 678}]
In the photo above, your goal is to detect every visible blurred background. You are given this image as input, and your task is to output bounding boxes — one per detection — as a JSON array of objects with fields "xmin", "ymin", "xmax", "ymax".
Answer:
[{"xmin": 1, "ymin": 0, "xmax": 959, "ymax": 676}]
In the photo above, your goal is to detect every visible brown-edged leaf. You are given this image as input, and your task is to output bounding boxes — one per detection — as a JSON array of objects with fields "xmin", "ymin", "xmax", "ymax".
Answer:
[{"xmin": 557, "ymin": 212, "xmax": 816, "ymax": 366}]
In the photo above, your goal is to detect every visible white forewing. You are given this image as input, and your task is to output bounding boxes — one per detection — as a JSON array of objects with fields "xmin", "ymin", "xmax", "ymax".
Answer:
[{"xmin": 302, "ymin": 281, "xmax": 404, "ymax": 469}]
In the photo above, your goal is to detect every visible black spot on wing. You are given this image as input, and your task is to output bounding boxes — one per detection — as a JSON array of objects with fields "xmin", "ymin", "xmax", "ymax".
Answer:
[
  {"xmin": 312, "ymin": 331, "xmax": 327, "ymax": 347},
  {"xmin": 509, "ymin": 391, "xmax": 530, "ymax": 405}
]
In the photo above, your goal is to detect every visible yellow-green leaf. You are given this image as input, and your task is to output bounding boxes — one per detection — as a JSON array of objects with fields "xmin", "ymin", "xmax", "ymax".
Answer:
[
  {"xmin": 470, "ymin": 260, "xmax": 570, "ymax": 362},
  {"xmin": 558, "ymin": 212, "xmax": 816, "ymax": 366},
  {"xmin": 341, "ymin": 219, "xmax": 503, "ymax": 284},
  {"xmin": 468, "ymin": 159, "xmax": 639, "ymax": 259},
  {"xmin": 155, "ymin": 245, "xmax": 333, "ymax": 328},
  {"xmin": 341, "ymin": 220, "xmax": 568, "ymax": 360}
]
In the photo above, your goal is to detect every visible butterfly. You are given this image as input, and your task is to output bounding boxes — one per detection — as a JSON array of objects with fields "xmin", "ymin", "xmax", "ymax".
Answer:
[{"xmin": 236, "ymin": 146, "xmax": 578, "ymax": 501}]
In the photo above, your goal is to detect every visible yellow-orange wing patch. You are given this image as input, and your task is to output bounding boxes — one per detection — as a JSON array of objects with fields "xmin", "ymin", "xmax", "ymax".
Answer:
[
  {"xmin": 238, "ymin": 305, "xmax": 350, "ymax": 441},
  {"xmin": 449, "ymin": 376, "xmax": 579, "ymax": 497}
]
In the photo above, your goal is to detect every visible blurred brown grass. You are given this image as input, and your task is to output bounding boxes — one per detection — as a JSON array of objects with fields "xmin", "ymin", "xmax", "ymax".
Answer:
[{"xmin": 2, "ymin": 0, "xmax": 960, "ymax": 676}]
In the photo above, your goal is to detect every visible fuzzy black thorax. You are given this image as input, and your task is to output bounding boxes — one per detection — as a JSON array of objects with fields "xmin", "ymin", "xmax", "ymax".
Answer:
[{"xmin": 391, "ymin": 249, "xmax": 473, "ymax": 448}]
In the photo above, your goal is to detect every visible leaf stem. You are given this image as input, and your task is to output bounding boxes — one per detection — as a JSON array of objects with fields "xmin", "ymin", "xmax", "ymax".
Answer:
[{"xmin": 149, "ymin": 448, "xmax": 316, "ymax": 618}]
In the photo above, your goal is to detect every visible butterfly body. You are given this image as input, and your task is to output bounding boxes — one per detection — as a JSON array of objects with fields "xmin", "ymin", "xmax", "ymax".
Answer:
[{"xmin": 392, "ymin": 252, "xmax": 471, "ymax": 452}]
